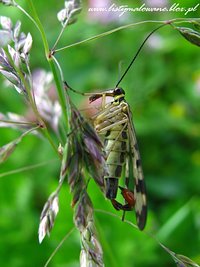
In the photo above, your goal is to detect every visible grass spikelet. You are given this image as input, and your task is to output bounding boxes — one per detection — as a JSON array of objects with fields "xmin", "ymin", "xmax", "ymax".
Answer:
[{"xmin": 38, "ymin": 192, "xmax": 59, "ymax": 244}]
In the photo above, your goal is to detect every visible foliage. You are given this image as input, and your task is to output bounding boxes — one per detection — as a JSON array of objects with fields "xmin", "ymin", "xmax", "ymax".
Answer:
[{"xmin": 0, "ymin": 0, "xmax": 200, "ymax": 267}]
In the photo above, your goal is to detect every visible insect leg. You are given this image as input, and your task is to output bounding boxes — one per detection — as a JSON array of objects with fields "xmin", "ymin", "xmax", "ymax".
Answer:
[{"xmin": 111, "ymin": 187, "xmax": 135, "ymax": 211}]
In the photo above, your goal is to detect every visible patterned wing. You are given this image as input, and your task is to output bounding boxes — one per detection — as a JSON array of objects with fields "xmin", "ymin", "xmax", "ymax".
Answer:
[{"xmin": 126, "ymin": 107, "xmax": 147, "ymax": 230}]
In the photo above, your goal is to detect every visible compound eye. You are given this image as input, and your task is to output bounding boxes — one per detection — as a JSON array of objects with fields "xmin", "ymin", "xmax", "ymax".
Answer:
[{"xmin": 114, "ymin": 87, "xmax": 125, "ymax": 95}]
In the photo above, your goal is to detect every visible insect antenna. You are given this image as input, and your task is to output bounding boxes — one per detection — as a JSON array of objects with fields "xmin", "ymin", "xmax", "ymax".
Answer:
[
  {"xmin": 64, "ymin": 81, "xmax": 86, "ymax": 96},
  {"xmin": 115, "ymin": 23, "xmax": 166, "ymax": 88}
]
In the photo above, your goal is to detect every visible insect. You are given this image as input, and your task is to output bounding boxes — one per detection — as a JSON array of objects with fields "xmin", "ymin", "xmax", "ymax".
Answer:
[
  {"xmin": 88, "ymin": 87, "xmax": 147, "ymax": 230},
  {"xmin": 66, "ymin": 25, "xmax": 164, "ymax": 230}
]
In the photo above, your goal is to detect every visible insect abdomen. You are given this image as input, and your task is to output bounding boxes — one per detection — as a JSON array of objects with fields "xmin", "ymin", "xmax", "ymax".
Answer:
[{"xmin": 104, "ymin": 126, "xmax": 128, "ymax": 199}]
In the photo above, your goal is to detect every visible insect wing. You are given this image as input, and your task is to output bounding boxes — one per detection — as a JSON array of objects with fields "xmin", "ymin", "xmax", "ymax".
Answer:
[{"xmin": 127, "ymin": 108, "xmax": 147, "ymax": 230}]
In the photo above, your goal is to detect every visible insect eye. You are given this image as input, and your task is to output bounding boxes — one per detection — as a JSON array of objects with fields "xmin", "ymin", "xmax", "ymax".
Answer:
[{"xmin": 114, "ymin": 87, "xmax": 125, "ymax": 95}]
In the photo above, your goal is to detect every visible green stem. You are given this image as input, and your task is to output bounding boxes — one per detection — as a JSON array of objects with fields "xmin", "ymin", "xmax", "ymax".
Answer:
[
  {"xmin": 94, "ymin": 216, "xmax": 119, "ymax": 267},
  {"xmin": 6, "ymin": 54, "xmax": 59, "ymax": 157},
  {"xmin": 15, "ymin": 2, "xmax": 40, "ymax": 32},
  {"xmin": 5, "ymin": 51, "xmax": 59, "ymax": 156},
  {"xmin": 26, "ymin": 0, "xmax": 68, "ymax": 131},
  {"xmin": 52, "ymin": 56, "xmax": 71, "ymax": 133},
  {"xmin": 23, "ymin": 0, "xmax": 67, "ymax": 154},
  {"xmin": 44, "ymin": 227, "xmax": 75, "ymax": 267},
  {"xmin": 0, "ymin": 159, "xmax": 58, "ymax": 178},
  {"xmin": 55, "ymin": 18, "xmax": 197, "ymax": 52},
  {"xmin": 21, "ymin": 125, "xmax": 40, "ymax": 137},
  {"xmin": 26, "ymin": 0, "xmax": 49, "ymax": 57},
  {"xmin": 49, "ymin": 59, "xmax": 68, "ymax": 129},
  {"xmin": 25, "ymin": 126, "xmax": 60, "ymax": 158},
  {"xmin": 0, "ymin": 120, "xmax": 36, "ymax": 125},
  {"xmin": 42, "ymin": 127, "xmax": 61, "ymax": 158},
  {"xmin": 52, "ymin": 16, "xmax": 71, "ymax": 51}
]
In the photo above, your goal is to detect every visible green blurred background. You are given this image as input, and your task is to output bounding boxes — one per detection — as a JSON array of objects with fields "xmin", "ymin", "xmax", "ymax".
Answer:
[{"xmin": 0, "ymin": 0, "xmax": 200, "ymax": 266}]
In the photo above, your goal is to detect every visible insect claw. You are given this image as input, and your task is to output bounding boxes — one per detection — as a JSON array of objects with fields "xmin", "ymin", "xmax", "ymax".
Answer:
[
  {"xmin": 111, "ymin": 199, "xmax": 133, "ymax": 211},
  {"xmin": 111, "ymin": 199, "xmax": 123, "ymax": 210}
]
